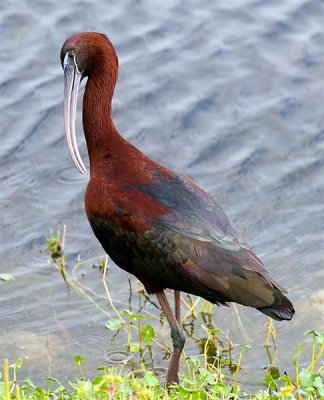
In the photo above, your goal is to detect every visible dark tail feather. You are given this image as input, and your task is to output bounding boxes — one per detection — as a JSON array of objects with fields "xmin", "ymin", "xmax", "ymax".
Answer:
[{"xmin": 257, "ymin": 292, "xmax": 295, "ymax": 321}]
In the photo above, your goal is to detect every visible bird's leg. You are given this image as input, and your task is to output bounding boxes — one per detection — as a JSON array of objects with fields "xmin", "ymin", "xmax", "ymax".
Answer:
[
  {"xmin": 156, "ymin": 291, "xmax": 185, "ymax": 385},
  {"xmin": 174, "ymin": 290, "xmax": 181, "ymax": 323}
]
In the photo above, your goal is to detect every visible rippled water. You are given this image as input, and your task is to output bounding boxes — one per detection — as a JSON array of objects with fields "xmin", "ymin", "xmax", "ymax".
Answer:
[{"xmin": 1, "ymin": 0, "xmax": 324, "ymax": 390}]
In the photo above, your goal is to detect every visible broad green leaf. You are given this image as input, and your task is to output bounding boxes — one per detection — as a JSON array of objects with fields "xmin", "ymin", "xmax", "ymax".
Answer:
[
  {"xmin": 105, "ymin": 319, "xmax": 123, "ymax": 331},
  {"xmin": 142, "ymin": 371, "xmax": 160, "ymax": 387},
  {"xmin": 9, "ymin": 358, "xmax": 22, "ymax": 369},
  {"xmin": 299, "ymin": 368, "xmax": 317, "ymax": 387},
  {"xmin": 199, "ymin": 367, "xmax": 217, "ymax": 385},
  {"xmin": 281, "ymin": 374, "xmax": 292, "ymax": 385},
  {"xmin": 141, "ymin": 324, "xmax": 155, "ymax": 344},
  {"xmin": 314, "ymin": 376, "xmax": 324, "ymax": 397},
  {"xmin": 129, "ymin": 343, "xmax": 139, "ymax": 353},
  {"xmin": 92, "ymin": 375, "xmax": 103, "ymax": 385},
  {"xmin": 264, "ymin": 372, "xmax": 277, "ymax": 389},
  {"xmin": 76, "ymin": 380, "xmax": 92, "ymax": 396},
  {"xmin": 73, "ymin": 355, "xmax": 84, "ymax": 365}
]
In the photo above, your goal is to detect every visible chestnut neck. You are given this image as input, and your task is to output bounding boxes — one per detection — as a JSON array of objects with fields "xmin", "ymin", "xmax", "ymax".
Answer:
[{"xmin": 82, "ymin": 53, "xmax": 126, "ymax": 174}]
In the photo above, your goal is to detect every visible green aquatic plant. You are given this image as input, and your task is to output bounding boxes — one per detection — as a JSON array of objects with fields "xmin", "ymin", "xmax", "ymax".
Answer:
[
  {"xmin": 262, "ymin": 329, "xmax": 324, "ymax": 399},
  {"xmin": 47, "ymin": 226, "xmax": 67, "ymax": 283},
  {"xmin": 40, "ymin": 227, "xmax": 324, "ymax": 398},
  {"xmin": 1, "ymin": 330, "xmax": 323, "ymax": 399}
]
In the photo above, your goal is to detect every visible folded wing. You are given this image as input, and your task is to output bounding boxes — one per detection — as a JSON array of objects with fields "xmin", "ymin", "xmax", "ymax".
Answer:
[{"xmin": 134, "ymin": 168, "xmax": 294, "ymax": 321}]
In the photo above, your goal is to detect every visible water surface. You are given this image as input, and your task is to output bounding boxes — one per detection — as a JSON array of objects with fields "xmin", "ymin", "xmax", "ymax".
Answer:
[{"xmin": 1, "ymin": 0, "xmax": 324, "ymax": 389}]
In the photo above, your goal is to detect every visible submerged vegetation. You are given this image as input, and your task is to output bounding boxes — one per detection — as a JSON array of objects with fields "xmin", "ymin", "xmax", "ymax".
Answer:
[{"xmin": 1, "ymin": 227, "xmax": 323, "ymax": 399}]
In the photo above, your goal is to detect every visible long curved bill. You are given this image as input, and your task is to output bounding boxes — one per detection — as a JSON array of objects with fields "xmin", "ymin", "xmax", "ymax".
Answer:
[{"xmin": 63, "ymin": 58, "xmax": 87, "ymax": 174}]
